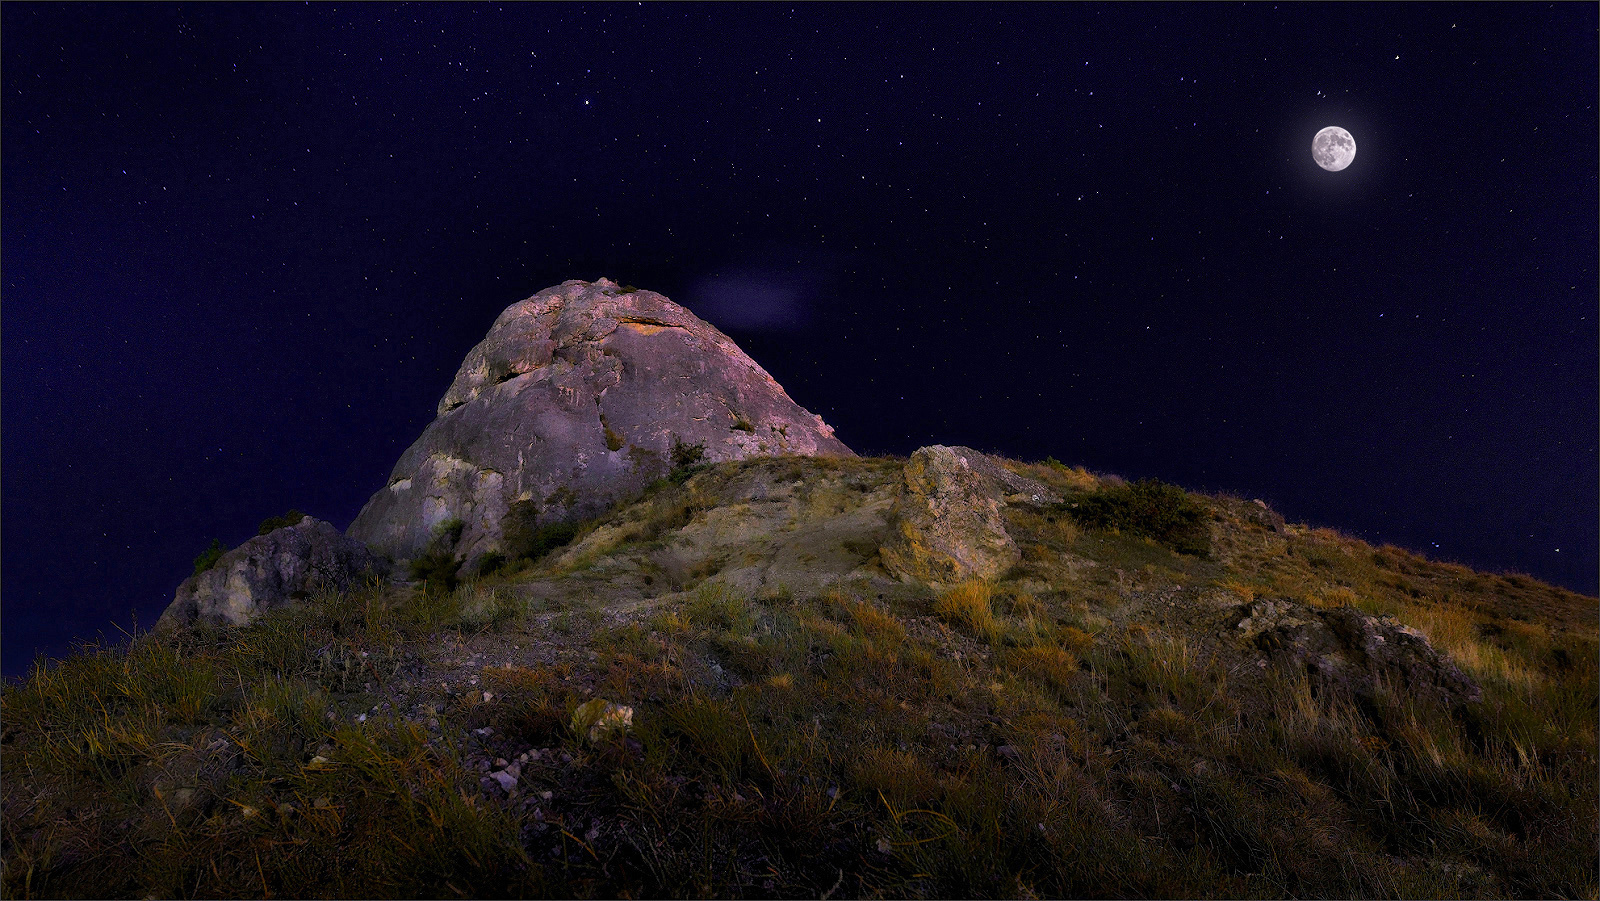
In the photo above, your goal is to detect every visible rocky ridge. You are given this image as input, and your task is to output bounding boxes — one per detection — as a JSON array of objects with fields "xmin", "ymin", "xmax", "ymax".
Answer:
[{"xmin": 346, "ymin": 278, "xmax": 852, "ymax": 569}]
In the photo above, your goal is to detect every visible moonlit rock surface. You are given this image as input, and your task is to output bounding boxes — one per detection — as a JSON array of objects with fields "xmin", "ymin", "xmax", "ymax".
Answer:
[
  {"xmin": 158, "ymin": 517, "xmax": 385, "ymax": 629},
  {"xmin": 878, "ymin": 445, "xmax": 1022, "ymax": 584},
  {"xmin": 347, "ymin": 278, "xmax": 853, "ymax": 565}
]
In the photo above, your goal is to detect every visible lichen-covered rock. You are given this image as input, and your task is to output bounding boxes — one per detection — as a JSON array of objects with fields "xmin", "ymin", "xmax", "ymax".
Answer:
[
  {"xmin": 347, "ymin": 279, "xmax": 853, "ymax": 567},
  {"xmin": 879, "ymin": 445, "xmax": 1021, "ymax": 584},
  {"xmin": 1235, "ymin": 598, "xmax": 1481, "ymax": 705},
  {"xmin": 942, "ymin": 445, "xmax": 1061, "ymax": 506},
  {"xmin": 158, "ymin": 517, "xmax": 384, "ymax": 629}
]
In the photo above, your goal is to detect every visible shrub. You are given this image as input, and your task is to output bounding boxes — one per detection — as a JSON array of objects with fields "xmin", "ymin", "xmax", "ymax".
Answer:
[
  {"xmin": 731, "ymin": 417, "xmax": 755, "ymax": 433},
  {"xmin": 500, "ymin": 496, "xmax": 586, "ymax": 565},
  {"xmin": 408, "ymin": 548, "xmax": 461, "ymax": 594},
  {"xmin": 474, "ymin": 551, "xmax": 507, "ymax": 577},
  {"xmin": 437, "ymin": 517, "xmax": 466, "ymax": 545},
  {"xmin": 1068, "ymin": 478, "xmax": 1211, "ymax": 556},
  {"xmin": 257, "ymin": 508, "xmax": 308, "ymax": 535},
  {"xmin": 670, "ymin": 436, "xmax": 705, "ymax": 472},
  {"xmin": 192, "ymin": 538, "xmax": 227, "ymax": 577}
]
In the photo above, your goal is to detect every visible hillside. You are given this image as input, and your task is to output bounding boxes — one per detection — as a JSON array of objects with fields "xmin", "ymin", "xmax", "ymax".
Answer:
[{"xmin": 3, "ymin": 452, "xmax": 1596, "ymax": 899}]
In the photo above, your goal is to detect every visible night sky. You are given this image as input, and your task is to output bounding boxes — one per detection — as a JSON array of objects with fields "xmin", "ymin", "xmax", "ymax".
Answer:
[{"xmin": 4, "ymin": 3, "xmax": 1595, "ymax": 678}]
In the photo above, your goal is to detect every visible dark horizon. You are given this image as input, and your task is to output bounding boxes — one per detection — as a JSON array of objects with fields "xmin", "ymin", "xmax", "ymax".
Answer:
[{"xmin": 4, "ymin": 3, "xmax": 1595, "ymax": 679}]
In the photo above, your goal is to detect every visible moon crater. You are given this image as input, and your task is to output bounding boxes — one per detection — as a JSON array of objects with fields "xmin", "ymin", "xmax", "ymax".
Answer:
[{"xmin": 1313, "ymin": 126, "xmax": 1356, "ymax": 172}]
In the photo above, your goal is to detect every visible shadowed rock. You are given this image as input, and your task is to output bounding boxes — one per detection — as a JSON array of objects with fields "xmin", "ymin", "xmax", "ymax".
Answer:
[
  {"xmin": 347, "ymin": 278, "xmax": 853, "ymax": 567},
  {"xmin": 1235, "ymin": 598, "xmax": 1482, "ymax": 705},
  {"xmin": 158, "ymin": 517, "xmax": 384, "ymax": 629}
]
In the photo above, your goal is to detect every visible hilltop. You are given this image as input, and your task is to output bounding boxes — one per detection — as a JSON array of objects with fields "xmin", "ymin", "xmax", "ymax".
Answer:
[{"xmin": 4, "ymin": 450, "xmax": 1595, "ymax": 899}]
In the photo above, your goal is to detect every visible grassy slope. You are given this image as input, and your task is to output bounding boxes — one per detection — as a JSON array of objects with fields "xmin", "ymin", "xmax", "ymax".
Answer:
[{"xmin": 3, "ymin": 455, "xmax": 1595, "ymax": 899}]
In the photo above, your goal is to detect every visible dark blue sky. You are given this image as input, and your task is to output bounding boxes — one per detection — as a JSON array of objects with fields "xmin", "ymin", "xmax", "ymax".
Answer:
[{"xmin": 4, "ymin": 3, "xmax": 1595, "ymax": 677}]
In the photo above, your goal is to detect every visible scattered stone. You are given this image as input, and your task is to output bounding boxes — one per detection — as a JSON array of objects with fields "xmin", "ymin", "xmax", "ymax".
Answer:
[{"xmin": 570, "ymin": 698, "xmax": 634, "ymax": 743}]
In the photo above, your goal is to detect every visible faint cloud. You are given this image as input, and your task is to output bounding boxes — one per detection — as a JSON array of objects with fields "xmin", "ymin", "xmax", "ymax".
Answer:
[{"xmin": 686, "ymin": 268, "xmax": 814, "ymax": 332}]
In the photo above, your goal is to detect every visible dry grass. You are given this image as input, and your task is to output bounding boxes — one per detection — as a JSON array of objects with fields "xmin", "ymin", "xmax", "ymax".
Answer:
[
  {"xmin": 933, "ymin": 579, "xmax": 999, "ymax": 640},
  {"xmin": 4, "ymin": 454, "xmax": 1596, "ymax": 899}
]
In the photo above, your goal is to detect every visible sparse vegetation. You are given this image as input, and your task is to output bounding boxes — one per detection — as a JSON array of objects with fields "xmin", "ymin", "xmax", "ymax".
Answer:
[
  {"xmin": 256, "ymin": 508, "xmax": 308, "ymax": 535},
  {"xmin": 1068, "ymin": 477, "xmax": 1212, "ymax": 556},
  {"xmin": 5, "ymin": 454, "xmax": 1595, "ymax": 899},
  {"xmin": 191, "ymin": 538, "xmax": 226, "ymax": 577}
]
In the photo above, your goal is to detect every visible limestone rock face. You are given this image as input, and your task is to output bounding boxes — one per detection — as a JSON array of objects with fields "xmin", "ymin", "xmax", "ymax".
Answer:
[
  {"xmin": 158, "ymin": 517, "xmax": 384, "ymax": 629},
  {"xmin": 347, "ymin": 278, "xmax": 853, "ymax": 565},
  {"xmin": 1235, "ymin": 598, "xmax": 1482, "ymax": 705},
  {"xmin": 879, "ymin": 445, "xmax": 1022, "ymax": 584}
]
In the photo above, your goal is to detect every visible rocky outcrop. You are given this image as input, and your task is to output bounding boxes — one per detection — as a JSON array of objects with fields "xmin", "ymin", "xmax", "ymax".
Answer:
[
  {"xmin": 879, "ymin": 445, "xmax": 1022, "ymax": 585},
  {"xmin": 347, "ymin": 279, "xmax": 853, "ymax": 567},
  {"xmin": 158, "ymin": 517, "xmax": 384, "ymax": 629},
  {"xmin": 1235, "ymin": 598, "xmax": 1482, "ymax": 705},
  {"xmin": 942, "ymin": 445, "xmax": 1061, "ymax": 507}
]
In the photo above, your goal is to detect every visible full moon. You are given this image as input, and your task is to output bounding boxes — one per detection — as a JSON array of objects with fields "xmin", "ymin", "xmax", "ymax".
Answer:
[{"xmin": 1312, "ymin": 126, "xmax": 1356, "ymax": 171}]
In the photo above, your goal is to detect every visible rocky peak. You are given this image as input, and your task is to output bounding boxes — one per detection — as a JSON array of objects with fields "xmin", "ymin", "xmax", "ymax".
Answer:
[{"xmin": 347, "ymin": 278, "xmax": 853, "ymax": 567}]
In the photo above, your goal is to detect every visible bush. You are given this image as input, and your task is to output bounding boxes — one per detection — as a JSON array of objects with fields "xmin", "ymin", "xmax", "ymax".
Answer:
[
  {"xmin": 192, "ymin": 539, "xmax": 227, "ymax": 577},
  {"xmin": 668, "ymin": 437, "xmax": 706, "ymax": 485},
  {"xmin": 409, "ymin": 548, "xmax": 461, "ymax": 594},
  {"xmin": 257, "ymin": 509, "xmax": 309, "ymax": 535},
  {"xmin": 502, "ymin": 499, "xmax": 580, "ymax": 562},
  {"xmin": 475, "ymin": 551, "xmax": 507, "ymax": 577},
  {"xmin": 438, "ymin": 517, "xmax": 466, "ymax": 545},
  {"xmin": 1068, "ymin": 478, "xmax": 1211, "ymax": 556}
]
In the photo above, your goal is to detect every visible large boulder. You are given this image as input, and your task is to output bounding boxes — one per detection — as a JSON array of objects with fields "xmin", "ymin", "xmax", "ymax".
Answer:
[
  {"xmin": 1235, "ymin": 598, "xmax": 1482, "ymax": 705},
  {"xmin": 158, "ymin": 517, "xmax": 385, "ymax": 629},
  {"xmin": 879, "ymin": 445, "xmax": 1022, "ymax": 585},
  {"xmin": 347, "ymin": 278, "xmax": 853, "ymax": 567}
]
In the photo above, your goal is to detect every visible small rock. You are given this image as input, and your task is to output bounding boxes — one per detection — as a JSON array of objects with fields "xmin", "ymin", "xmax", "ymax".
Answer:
[
  {"xmin": 997, "ymin": 744, "xmax": 1021, "ymax": 762},
  {"xmin": 495, "ymin": 758, "xmax": 509, "ymax": 768},
  {"xmin": 355, "ymin": 713, "xmax": 366, "ymax": 723},
  {"xmin": 541, "ymin": 790, "xmax": 553, "ymax": 800},
  {"xmin": 490, "ymin": 770, "xmax": 518, "ymax": 793},
  {"xmin": 474, "ymin": 726, "xmax": 495, "ymax": 737}
]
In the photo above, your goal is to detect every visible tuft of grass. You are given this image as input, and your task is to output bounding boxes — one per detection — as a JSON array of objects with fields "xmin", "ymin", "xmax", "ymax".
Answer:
[
  {"xmin": 934, "ymin": 580, "xmax": 999, "ymax": 640},
  {"xmin": 602, "ymin": 416, "xmax": 626, "ymax": 452}
]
